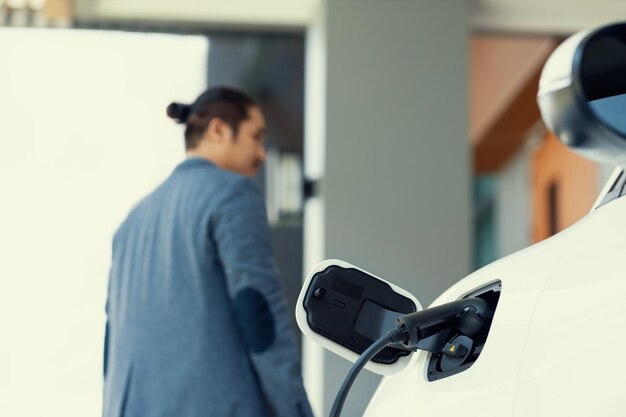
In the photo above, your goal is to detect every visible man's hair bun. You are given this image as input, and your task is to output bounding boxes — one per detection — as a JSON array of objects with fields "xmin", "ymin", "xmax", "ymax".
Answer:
[
  {"xmin": 170, "ymin": 87, "xmax": 257, "ymax": 150},
  {"xmin": 166, "ymin": 102, "xmax": 192, "ymax": 124}
]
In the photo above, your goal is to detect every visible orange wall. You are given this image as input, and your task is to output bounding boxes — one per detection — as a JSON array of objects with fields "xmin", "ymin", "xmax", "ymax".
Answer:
[
  {"xmin": 532, "ymin": 133, "xmax": 597, "ymax": 242},
  {"xmin": 470, "ymin": 35, "xmax": 555, "ymax": 146},
  {"xmin": 470, "ymin": 35, "xmax": 558, "ymax": 172}
]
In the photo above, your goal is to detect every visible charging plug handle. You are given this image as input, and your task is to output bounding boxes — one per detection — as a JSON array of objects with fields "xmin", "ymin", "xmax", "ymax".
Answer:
[{"xmin": 396, "ymin": 297, "xmax": 489, "ymax": 351}]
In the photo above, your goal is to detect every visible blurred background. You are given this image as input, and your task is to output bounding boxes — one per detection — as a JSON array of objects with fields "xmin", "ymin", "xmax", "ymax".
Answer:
[{"xmin": 0, "ymin": 1, "xmax": 624, "ymax": 416}]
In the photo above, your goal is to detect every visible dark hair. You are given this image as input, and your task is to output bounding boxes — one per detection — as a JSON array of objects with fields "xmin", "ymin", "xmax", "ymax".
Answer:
[{"xmin": 166, "ymin": 87, "xmax": 257, "ymax": 150}]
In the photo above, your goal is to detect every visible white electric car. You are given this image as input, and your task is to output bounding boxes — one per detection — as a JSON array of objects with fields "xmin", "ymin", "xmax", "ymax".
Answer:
[{"xmin": 297, "ymin": 22, "xmax": 626, "ymax": 417}]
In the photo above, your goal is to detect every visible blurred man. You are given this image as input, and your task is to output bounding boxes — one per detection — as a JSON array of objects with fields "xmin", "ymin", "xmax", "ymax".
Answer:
[{"xmin": 103, "ymin": 87, "xmax": 313, "ymax": 417}]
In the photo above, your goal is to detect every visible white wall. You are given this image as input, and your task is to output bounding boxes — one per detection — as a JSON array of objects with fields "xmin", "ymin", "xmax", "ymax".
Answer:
[
  {"xmin": 0, "ymin": 28, "xmax": 207, "ymax": 417},
  {"xmin": 471, "ymin": 0, "xmax": 626, "ymax": 34},
  {"xmin": 496, "ymin": 136, "xmax": 535, "ymax": 258},
  {"xmin": 75, "ymin": 0, "xmax": 626, "ymax": 35},
  {"xmin": 75, "ymin": 0, "xmax": 321, "ymax": 27}
]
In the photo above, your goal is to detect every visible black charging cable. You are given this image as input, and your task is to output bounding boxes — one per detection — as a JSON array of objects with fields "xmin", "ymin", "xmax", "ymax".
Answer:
[
  {"xmin": 329, "ymin": 327, "xmax": 406, "ymax": 417},
  {"xmin": 329, "ymin": 297, "xmax": 489, "ymax": 417}
]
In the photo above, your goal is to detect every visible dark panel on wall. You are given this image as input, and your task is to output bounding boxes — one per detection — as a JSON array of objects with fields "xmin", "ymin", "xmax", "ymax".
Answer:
[
  {"xmin": 207, "ymin": 34, "xmax": 304, "ymax": 152},
  {"xmin": 207, "ymin": 33, "xmax": 305, "ymax": 345}
]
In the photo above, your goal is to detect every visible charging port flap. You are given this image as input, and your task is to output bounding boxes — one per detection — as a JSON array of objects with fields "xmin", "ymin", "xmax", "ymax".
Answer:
[{"xmin": 296, "ymin": 259, "xmax": 422, "ymax": 376}]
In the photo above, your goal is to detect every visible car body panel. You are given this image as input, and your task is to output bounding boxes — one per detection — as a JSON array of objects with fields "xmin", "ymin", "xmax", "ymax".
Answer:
[{"xmin": 366, "ymin": 195, "xmax": 626, "ymax": 416}]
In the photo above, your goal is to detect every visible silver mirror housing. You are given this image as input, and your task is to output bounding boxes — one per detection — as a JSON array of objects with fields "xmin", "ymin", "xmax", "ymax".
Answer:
[{"xmin": 538, "ymin": 22, "xmax": 626, "ymax": 166}]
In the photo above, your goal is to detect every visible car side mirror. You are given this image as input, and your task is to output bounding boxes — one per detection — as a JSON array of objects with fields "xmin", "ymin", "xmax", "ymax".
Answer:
[
  {"xmin": 296, "ymin": 259, "xmax": 421, "ymax": 375},
  {"xmin": 538, "ymin": 22, "xmax": 626, "ymax": 167}
]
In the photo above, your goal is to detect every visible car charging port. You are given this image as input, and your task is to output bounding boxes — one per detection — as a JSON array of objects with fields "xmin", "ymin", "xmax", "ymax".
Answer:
[{"xmin": 426, "ymin": 281, "xmax": 501, "ymax": 381}]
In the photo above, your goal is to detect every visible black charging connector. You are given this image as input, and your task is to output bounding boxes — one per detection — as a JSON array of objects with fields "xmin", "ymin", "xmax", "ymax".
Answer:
[
  {"xmin": 396, "ymin": 297, "xmax": 489, "ymax": 351},
  {"xmin": 329, "ymin": 297, "xmax": 491, "ymax": 417}
]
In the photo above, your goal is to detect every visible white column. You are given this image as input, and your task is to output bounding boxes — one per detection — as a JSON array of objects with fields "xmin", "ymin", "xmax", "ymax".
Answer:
[{"xmin": 304, "ymin": 0, "xmax": 471, "ymax": 415}]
